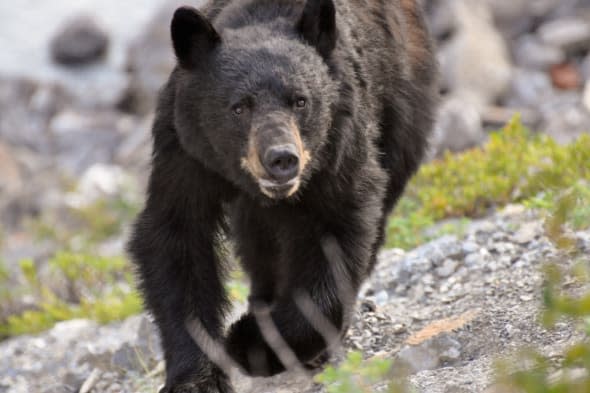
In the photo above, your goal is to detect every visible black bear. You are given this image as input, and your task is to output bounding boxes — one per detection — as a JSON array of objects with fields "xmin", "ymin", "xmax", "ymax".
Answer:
[{"xmin": 128, "ymin": 0, "xmax": 437, "ymax": 391}]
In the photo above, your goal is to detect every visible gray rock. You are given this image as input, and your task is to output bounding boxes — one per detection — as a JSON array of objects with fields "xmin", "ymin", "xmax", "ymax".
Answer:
[
  {"xmin": 464, "ymin": 249, "xmax": 491, "ymax": 268},
  {"xmin": 373, "ymin": 290, "xmax": 390, "ymax": 306},
  {"xmin": 0, "ymin": 0, "xmax": 172, "ymax": 109},
  {"xmin": 436, "ymin": 259, "xmax": 459, "ymax": 278},
  {"xmin": 583, "ymin": 80, "xmax": 590, "ymax": 113},
  {"xmin": 397, "ymin": 345, "xmax": 439, "ymax": 374},
  {"xmin": 397, "ymin": 334, "xmax": 462, "ymax": 374},
  {"xmin": 123, "ymin": 0, "xmax": 209, "ymax": 114},
  {"xmin": 49, "ymin": 319, "xmax": 100, "ymax": 345},
  {"xmin": 0, "ymin": 141, "xmax": 22, "ymax": 196},
  {"xmin": 580, "ymin": 52, "xmax": 590, "ymax": 81},
  {"xmin": 49, "ymin": 110, "xmax": 125, "ymax": 175},
  {"xmin": 424, "ymin": 0, "xmax": 455, "ymax": 40},
  {"xmin": 440, "ymin": 0, "xmax": 512, "ymax": 109},
  {"xmin": 529, "ymin": 0, "xmax": 576, "ymax": 18},
  {"xmin": 461, "ymin": 241, "xmax": 479, "ymax": 255},
  {"xmin": 486, "ymin": 0, "xmax": 535, "ymax": 37},
  {"xmin": 0, "ymin": 141, "xmax": 28, "ymax": 228},
  {"xmin": 413, "ymin": 235, "xmax": 463, "ymax": 266},
  {"xmin": 542, "ymin": 102, "xmax": 590, "ymax": 144},
  {"xmin": 537, "ymin": 18, "xmax": 590, "ymax": 52},
  {"xmin": 430, "ymin": 95, "xmax": 484, "ymax": 156},
  {"xmin": 576, "ymin": 231, "xmax": 590, "ymax": 252},
  {"xmin": 0, "ymin": 78, "xmax": 62, "ymax": 154},
  {"xmin": 111, "ymin": 344, "xmax": 145, "ymax": 372},
  {"xmin": 512, "ymin": 222, "xmax": 541, "ymax": 245},
  {"xmin": 63, "ymin": 371, "xmax": 86, "ymax": 393},
  {"xmin": 389, "ymin": 235, "xmax": 464, "ymax": 288},
  {"xmin": 512, "ymin": 35, "xmax": 565, "ymax": 70},
  {"xmin": 50, "ymin": 16, "xmax": 109, "ymax": 66},
  {"xmin": 114, "ymin": 115, "xmax": 152, "ymax": 177},
  {"xmin": 64, "ymin": 163, "xmax": 136, "ymax": 209},
  {"xmin": 507, "ymin": 69, "xmax": 554, "ymax": 108}
]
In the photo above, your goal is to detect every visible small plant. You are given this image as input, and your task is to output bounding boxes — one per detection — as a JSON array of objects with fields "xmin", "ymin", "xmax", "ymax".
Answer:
[
  {"xmin": 0, "ymin": 252, "xmax": 142, "ymax": 337},
  {"xmin": 494, "ymin": 185, "xmax": 590, "ymax": 392},
  {"xmin": 72, "ymin": 196, "xmax": 140, "ymax": 244},
  {"xmin": 0, "ymin": 177, "xmax": 145, "ymax": 338},
  {"xmin": 315, "ymin": 351, "xmax": 408, "ymax": 393},
  {"xmin": 386, "ymin": 117, "xmax": 590, "ymax": 249},
  {"xmin": 0, "ymin": 249, "xmax": 252, "ymax": 338},
  {"xmin": 0, "ymin": 259, "xmax": 10, "ymax": 306},
  {"xmin": 495, "ymin": 261, "xmax": 590, "ymax": 393}
]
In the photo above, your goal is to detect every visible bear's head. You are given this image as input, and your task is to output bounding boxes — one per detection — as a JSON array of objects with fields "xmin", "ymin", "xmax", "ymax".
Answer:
[{"xmin": 170, "ymin": 0, "xmax": 339, "ymax": 201}]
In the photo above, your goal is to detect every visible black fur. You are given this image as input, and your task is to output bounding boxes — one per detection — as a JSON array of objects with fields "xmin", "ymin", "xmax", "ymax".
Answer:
[{"xmin": 128, "ymin": 0, "xmax": 437, "ymax": 391}]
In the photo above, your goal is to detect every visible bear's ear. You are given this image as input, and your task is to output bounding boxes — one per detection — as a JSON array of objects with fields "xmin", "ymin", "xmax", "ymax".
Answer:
[
  {"xmin": 171, "ymin": 6, "xmax": 220, "ymax": 69},
  {"xmin": 297, "ymin": 0, "xmax": 337, "ymax": 60}
]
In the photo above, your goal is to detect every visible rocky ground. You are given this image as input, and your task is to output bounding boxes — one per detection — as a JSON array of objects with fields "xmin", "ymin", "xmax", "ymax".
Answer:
[
  {"xmin": 2, "ymin": 207, "xmax": 589, "ymax": 393},
  {"xmin": 2, "ymin": 0, "xmax": 590, "ymax": 392}
]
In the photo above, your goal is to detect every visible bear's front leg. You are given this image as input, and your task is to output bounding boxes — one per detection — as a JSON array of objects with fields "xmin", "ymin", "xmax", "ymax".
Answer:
[
  {"xmin": 225, "ymin": 232, "xmax": 364, "ymax": 376},
  {"xmin": 128, "ymin": 159, "xmax": 235, "ymax": 393}
]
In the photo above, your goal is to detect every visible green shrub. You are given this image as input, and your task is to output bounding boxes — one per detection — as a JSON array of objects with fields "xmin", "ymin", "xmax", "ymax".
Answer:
[
  {"xmin": 315, "ymin": 351, "xmax": 408, "ymax": 393},
  {"xmin": 72, "ymin": 196, "xmax": 140, "ymax": 244},
  {"xmin": 495, "ymin": 260, "xmax": 590, "ymax": 393},
  {"xmin": 0, "ymin": 180, "xmax": 146, "ymax": 337},
  {"xmin": 0, "ymin": 252, "xmax": 141, "ymax": 337},
  {"xmin": 386, "ymin": 117, "xmax": 590, "ymax": 249},
  {"xmin": 494, "ymin": 188, "xmax": 590, "ymax": 392},
  {"xmin": 0, "ymin": 259, "xmax": 10, "ymax": 305},
  {"xmin": 315, "ymin": 131, "xmax": 590, "ymax": 391},
  {"xmin": 0, "ymin": 250, "xmax": 248, "ymax": 337}
]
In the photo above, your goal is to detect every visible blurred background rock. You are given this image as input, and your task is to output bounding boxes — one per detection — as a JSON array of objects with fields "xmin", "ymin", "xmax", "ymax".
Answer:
[
  {"xmin": 3, "ymin": 0, "xmax": 590, "ymax": 238},
  {"xmin": 1, "ymin": 1, "xmax": 590, "ymax": 392}
]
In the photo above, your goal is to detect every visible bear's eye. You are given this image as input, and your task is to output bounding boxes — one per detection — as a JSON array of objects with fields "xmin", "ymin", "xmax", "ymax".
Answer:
[
  {"xmin": 232, "ymin": 104, "xmax": 244, "ymax": 116},
  {"xmin": 295, "ymin": 97, "xmax": 307, "ymax": 109}
]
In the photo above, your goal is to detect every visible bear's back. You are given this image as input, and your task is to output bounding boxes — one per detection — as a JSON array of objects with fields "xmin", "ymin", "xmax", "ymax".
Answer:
[{"xmin": 200, "ymin": 0, "xmax": 435, "ymax": 91}]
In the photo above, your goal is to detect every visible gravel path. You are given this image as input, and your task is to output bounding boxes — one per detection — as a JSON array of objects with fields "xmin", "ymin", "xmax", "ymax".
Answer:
[{"xmin": 2, "ymin": 205, "xmax": 588, "ymax": 393}]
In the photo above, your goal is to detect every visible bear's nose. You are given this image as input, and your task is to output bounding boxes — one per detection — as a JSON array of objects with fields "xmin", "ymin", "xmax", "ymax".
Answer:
[{"xmin": 263, "ymin": 144, "xmax": 299, "ymax": 184}]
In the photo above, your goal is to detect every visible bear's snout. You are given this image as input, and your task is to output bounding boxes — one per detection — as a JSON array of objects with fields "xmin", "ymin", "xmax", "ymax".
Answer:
[
  {"xmin": 240, "ymin": 114, "xmax": 311, "ymax": 199},
  {"xmin": 262, "ymin": 144, "xmax": 299, "ymax": 184}
]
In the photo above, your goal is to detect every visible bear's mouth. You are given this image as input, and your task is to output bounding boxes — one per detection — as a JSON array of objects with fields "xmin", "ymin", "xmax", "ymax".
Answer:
[{"xmin": 258, "ymin": 178, "xmax": 300, "ymax": 199}]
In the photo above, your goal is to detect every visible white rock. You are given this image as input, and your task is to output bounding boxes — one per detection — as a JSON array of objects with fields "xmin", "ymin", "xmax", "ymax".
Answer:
[
  {"xmin": 508, "ymin": 68, "xmax": 554, "ymax": 108},
  {"xmin": 436, "ymin": 259, "xmax": 459, "ymax": 278},
  {"xmin": 430, "ymin": 95, "xmax": 484, "ymax": 156},
  {"xmin": 0, "ymin": 141, "xmax": 22, "ymax": 195},
  {"xmin": 512, "ymin": 222, "xmax": 541, "ymax": 245},
  {"xmin": 49, "ymin": 319, "xmax": 99, "ymax": 344},
  {"xmin": 441, "ymin": 0, "xmax": 513, "ymax": 110},
  {"xmin": 513, "ymin": 35, "xmax": 565, "ymax": 70},
  {"xmin": 583, "ymin": 80, "xmax": 590, "ymax": 113},
  {"xmin": 65, "ymin": 163, "xmax": 134, "ymax": 208},
  {"xmin": 538, "ymin": 18, "xmax": 590, "ymax": 52}
]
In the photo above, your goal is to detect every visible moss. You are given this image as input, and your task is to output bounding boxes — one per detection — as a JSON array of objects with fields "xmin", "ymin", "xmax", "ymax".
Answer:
[{"xmin": 386, "ymin": 117, "xmax": 590, "ymax": 249}]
